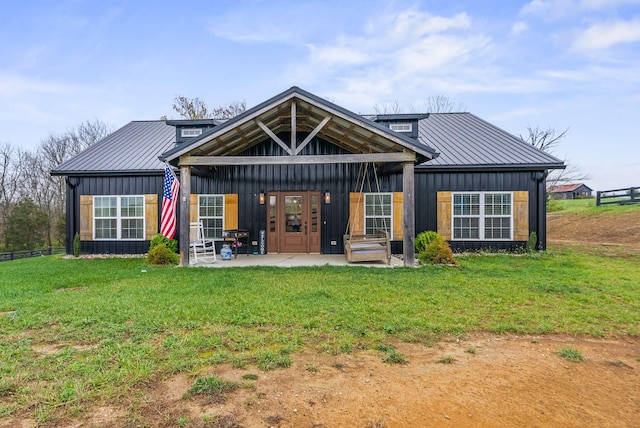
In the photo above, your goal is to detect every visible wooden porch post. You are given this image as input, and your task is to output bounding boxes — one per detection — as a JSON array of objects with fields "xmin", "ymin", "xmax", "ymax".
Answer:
[
  {"xmin": 179, "ymin": 164, "xmax": 191, "ymax": 266},
  {"xmin": 402, "ymin": 160, "xmax": 415, "ymax": 267}
]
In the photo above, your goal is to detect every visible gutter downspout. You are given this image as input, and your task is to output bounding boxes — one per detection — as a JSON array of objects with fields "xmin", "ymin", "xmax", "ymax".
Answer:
[
  {"xmin": 64, "ymin": 177, "xmax": 79, "ymax": 255},
  {"xmin": 535, "ymin": 171, "xmax": 549, "ymax": 250}
]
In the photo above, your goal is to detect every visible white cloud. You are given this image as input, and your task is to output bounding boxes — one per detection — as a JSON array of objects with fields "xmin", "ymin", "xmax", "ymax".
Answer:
[
  {"xmin": 572, "ymin": 18, "xmax": 640, "ymax": 51},
  {"xmin": 580, "ymin": 0, "xmax": 640, "ymax": 9},
  {"xmin": 520, "ymin": 0, "xmax": 640, "ymax": 17},
  {"xmin": 308, "ymin": 40, "xmax": 371, "ymax": 66},
  {"xmin": 284, "ymin": 8, "xmax": 492, "ymax": 106},
  {"xmin": 510, "ymin": 21, "xmax": 529, "ymax": 36},
  {"xmin": 0, "ymin": 73, "xmax": 77, "ymax": 96},
  {"xmin": 520, "ymin": 0, "xmax": 574, "ymax": 17},
  {"xmin": 382, "ymin": 10, "xmax": 471, "ymax": 39}
]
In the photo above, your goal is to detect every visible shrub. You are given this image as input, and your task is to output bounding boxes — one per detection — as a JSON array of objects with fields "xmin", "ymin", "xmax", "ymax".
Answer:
[
  {"xmin": 415, "ymin": 231, "xmax": 444, "ymax": 254},
  {"xmin": 149, "ymin": 234, "xmax": 178, "ymax": 253},
  {"xmin": 418, "ymin": 239, "xmax": 456, "ymax": 265},
  {"xmin": 526, "ymin": 232, "xmax": 538, "ymax": 252},
  {"xmin": 147, "ymin": 243, "xmax": 178, "ymax": 265},
  {"xmin": 547, "ymin": 197, "xmax": 563, "ymax": 213},
  {"xmin": 73, "ymin": 233, "xmax": 81, "ymax": 257}
]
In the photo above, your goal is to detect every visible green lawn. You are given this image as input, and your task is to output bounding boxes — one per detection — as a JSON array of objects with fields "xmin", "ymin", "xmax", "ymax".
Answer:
[
  {"xmin": 1, "ymin": 251, "xmax": 639, "ymax": 422},
  {"xmin": 549, "ymin": 197, "xmax": 640, "ymax": 214}
]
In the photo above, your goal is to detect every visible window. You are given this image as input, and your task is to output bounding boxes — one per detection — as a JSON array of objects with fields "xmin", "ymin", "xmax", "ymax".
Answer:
[
  {"xmin": 199, "ymin": 195, "xmax": 224, "ymax": 239},
  {"xmin": 181, "ymin": 128, "xmax": 202, "ymax": 138},
  {"xmin": 389, "ymin": 122, "xmax": 412, "ymax": 133},
  {"xmin": 364, "ymin": 193, "xmax": 393, "ymax": 235},
  {"xmin": 94, "ymin": 196, "xmax": 144, "ymax": 240},
  {"xmin": 452, "ymin": 192, "xmax": 512, "ymax": 240}
]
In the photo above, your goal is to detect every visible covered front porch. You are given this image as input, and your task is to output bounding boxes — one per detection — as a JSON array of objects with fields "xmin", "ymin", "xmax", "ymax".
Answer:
[
  {"xmin": 161, "ymin": 87, "xmax": 438, "ymax": 267},
  {"xmin": 190, "ymin": 253, "xmax": 406, "ymax": 268}
]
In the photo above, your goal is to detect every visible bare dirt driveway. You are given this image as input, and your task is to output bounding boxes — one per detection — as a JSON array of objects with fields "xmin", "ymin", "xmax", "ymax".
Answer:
[{"xmin": 119, "ymin": 334, "xmax": 639, "ymax": 428}]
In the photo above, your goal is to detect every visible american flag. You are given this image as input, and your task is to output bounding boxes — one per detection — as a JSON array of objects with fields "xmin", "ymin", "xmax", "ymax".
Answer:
[{"xmin": 160, "ymin": 164, "xmax": 180, "ymax": 239}]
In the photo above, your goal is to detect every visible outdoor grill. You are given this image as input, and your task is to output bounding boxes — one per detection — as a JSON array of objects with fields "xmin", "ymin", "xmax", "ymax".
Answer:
[{"xmin": 222, "ymin": 229, "xmax": 249, "ymax": 257}]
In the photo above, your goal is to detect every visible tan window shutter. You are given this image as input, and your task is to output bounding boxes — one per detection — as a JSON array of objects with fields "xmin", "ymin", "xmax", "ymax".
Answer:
[
  {"xmin": 349, "ymin": 192, "xmax": 364, "ymax": 235},
  {"xmin": 80, "ymin": 195, "xmax": 93, "ymax": 241},
  {"xmin": 224, "ymin": 194, "xmax": 239, "ymax": 230},
  {"xmin": 190, "ymin": 194, "xmax": 198, "ymax": 222},
  {"xmin": 437, "ymin": 192, "xmax": 452, "ymax": 240},
  {"xmin": 145, "ymin": 194, "xmax": 158, "ymax": 240},
  {"xmin": 513, "ymin": 191, "xmax": 529, "ymax": 241},
  {"xmin": 392, "ymin": 192, "xmax": 403, "ymax": 240}
]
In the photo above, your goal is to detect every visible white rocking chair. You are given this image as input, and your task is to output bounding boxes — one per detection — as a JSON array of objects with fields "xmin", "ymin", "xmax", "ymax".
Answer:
[{"xmin": 189, "ymin": 221, "xmax": 217, "ymax": 264}]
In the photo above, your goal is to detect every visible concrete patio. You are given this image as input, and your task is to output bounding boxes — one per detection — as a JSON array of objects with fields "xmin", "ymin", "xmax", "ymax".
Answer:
[{"xmin": 191, "ymin": 253, "xmax": 406, "ymax": 268}]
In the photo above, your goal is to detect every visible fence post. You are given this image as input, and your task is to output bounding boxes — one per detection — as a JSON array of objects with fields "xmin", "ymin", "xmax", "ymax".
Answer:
[
  {"xmin": 596, "ymin": 191, "xmax": 601, "ymax": 206},
  {"xmin": 632, "ymin": 188, "xmax": 637, "ymax": 203}
]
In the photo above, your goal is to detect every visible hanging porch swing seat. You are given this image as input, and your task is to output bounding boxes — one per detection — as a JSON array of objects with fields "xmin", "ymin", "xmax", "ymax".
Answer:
[
  {"xmin": 343, "ymin": 162, "xmax": 392, "ymax": 265},
  {"xmin": 343, "ymin": 231, "xmax": 391, "ymax": 264}
]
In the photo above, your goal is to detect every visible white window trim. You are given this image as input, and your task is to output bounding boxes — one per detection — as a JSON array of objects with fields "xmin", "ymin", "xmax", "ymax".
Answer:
[
  {"xmin": 451, "ymin": 192, "xmax": 513, "ymax": 241},
  {"xmin": 389, "ymin": 122, "xmax": 412, "ymax": 133},
  {"xmin": 181, "ymin": 128, "xmax": 203, "ymax": 137},
  {"xmin": 93, "ymin": 195, "xmax": 145, "ymax": 241},
  {"xmin": 198, "ymin": 194, "xmax": 225, "ymax": 240},
  {"xmin": 363, "ymin": 192, "xmax": 393, "ymax": 236}
]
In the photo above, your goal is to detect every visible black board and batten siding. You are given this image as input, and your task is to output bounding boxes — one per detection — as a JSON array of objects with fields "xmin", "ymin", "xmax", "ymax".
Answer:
[
  {"xmin": 64, "ymin": 174, "xmax": 165, "ymax": 255},
  {"xmin": 413, "ymin": 170, "xmax": 548, "ymax": 251},
  {"xmin": 63, "ymin": 136, "xmax": 549, "ymax": 255}
]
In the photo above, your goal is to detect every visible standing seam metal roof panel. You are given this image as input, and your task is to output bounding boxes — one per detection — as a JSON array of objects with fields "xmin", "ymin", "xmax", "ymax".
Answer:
[
  {"xmin": 51, "ymin": 121, "xmax": 176, "ymax": 174},
  {"xmin": 417, "ymin": 113, "xmax": 564, "ymax": 168}
]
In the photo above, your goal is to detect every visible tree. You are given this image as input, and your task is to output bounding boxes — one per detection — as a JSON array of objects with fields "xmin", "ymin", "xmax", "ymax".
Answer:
[
  {"xmin": 171, "ymin": 95, "xmax": 246, "ymax": 120},
  {"xmin": 520, "ymin": 125, "xmax": 590, "ymax": 187},
  {"xmin": 373, "ymin": 100, "xmax": 405, "ymax": 115},
  {"xmin": 426, "ymin": 95, "xmax": 466, "ymax": 113},
  {"xmin": 4, "ymin": 198, "xmax": 48, "ymax": 251},
  {"xmin": 373, "ymin": 95, "xmax": 466, "ymax": 115},
  {"xmin": 521, "ymin": 125, "xmax": 568, "ymax": 153},
  {"xmin": 0, "ymin": 143, "xmax": 26, "ymax": 247},
  {"xmin": 26, "ymin": 119, "xmax": 111, "ymax": 246}
]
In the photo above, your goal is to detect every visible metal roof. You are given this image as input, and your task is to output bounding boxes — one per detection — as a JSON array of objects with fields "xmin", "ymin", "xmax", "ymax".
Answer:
[
  {"xmin": 52, "ymin": 97, "xmax": 564, "ymax": 177},
  {"xmin": 548, "ymin": 183, "xmax": 591, "ymax": 193},
  {"xmin": 416, "ymin": 113, "xmax": 565, "ymax": 170},
  {"xmin": 161, "ymin": 86, "xmax": 438, "ymax": 164},
  {"xmin": 51, "ymin": 121, "xmax": 175, "ymax": 175}
]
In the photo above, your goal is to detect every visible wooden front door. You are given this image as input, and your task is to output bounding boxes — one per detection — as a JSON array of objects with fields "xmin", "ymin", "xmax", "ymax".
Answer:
[{"xmin": 267, "ymin": 191, "xmax": 321, "ymax": 253}]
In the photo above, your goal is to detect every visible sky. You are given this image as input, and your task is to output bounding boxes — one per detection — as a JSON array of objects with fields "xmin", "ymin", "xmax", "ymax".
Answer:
[{"xmin": 1, "ymin": 0, "xmax": 639, "ymax": 191}]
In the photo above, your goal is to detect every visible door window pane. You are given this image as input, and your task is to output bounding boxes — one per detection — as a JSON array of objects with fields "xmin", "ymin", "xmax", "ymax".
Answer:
[
  {"xmin": 285, "ymin": 195, "xmax": 303, "ymax": 233},
  {"xmin": 310, "ymin": 195, "xmax": 319, "ymax": 233},
  {"xmin": 269, "ymin": 195, "xmax": 277, "ymax": 233}
]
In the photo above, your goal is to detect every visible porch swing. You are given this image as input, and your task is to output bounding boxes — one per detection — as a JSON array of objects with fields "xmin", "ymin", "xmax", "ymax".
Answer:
[{"xmin": 343, "ymin": 162, "xmax": 391, "ymax": 264}]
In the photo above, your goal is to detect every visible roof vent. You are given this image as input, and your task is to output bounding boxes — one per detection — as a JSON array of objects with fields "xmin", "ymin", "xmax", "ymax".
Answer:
[
  {"xmin": 181, "ymin": 128, "xmax": 203, "ymax": 138},
  {"xmin": 389, "ymin": 123, "xmax": 412, "ymax": 133}
]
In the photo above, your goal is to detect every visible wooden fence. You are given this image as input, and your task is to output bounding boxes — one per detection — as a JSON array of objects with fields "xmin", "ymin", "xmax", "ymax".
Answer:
[
  {"xmin": 0, "ymin": 247, "xmax": 66, "ymax": 262},
  {"xmin": 596, "ymin": 187, "xmax": 639, "ymax": 206}
]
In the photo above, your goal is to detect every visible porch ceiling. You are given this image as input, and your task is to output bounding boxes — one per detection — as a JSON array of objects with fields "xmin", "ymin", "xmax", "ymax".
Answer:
[{"xmin": 162, "ymin": 87, "xmax": 437, "ymax": 165}]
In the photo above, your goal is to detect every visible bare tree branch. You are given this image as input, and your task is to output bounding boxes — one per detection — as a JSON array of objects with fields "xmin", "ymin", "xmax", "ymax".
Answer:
[
  {"xmin": 171, "ymin": 95, "xmax": 246, "ymax": 120},
  {"xmin": 519, "ymin": 125, "xmax": 568, "ymax": 153},
  {"xmin": 520, "ymin": 125, "xmax": 590, "ymax": 186},
  {"xmin": 373, "ymin": 101, "xmax": 402, "ymax": 115},
  {"xmin": 426, "ymin": 95, "xmax": 466, "ymax": 113}
]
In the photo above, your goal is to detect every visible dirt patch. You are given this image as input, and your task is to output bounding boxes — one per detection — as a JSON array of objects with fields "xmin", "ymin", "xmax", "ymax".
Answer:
[
  {"xmin": 31, "ymin": 342, "xmax": 98, "ymax": 355},
  {"xmin": 547, "ymin": 209, "xmax": 640, "ymax": 248},
  {"xmin": 53, "ymin": 334, "xmax": 639, "ymax": 427}
]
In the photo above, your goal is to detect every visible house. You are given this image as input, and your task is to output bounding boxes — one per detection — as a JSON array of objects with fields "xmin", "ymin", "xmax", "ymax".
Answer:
[
  {"xmin": 51, "ymin": 86, "xmax": 564, "ymax": 266},
  {"xmin": 548, "ymin": 183, "xmax": 593, "ymax": 200}
]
